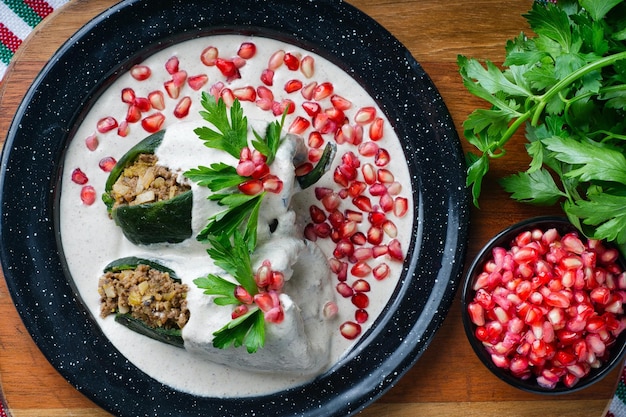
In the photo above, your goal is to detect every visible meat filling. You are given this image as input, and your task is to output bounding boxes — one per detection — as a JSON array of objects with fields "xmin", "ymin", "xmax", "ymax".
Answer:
[
  {"xmin": 110, "ymin": 154, "xmax": 191, "ymax": 208},
  {"xmin": 98, "ymin": 264, "xmax": 189, "ymax": 330}
]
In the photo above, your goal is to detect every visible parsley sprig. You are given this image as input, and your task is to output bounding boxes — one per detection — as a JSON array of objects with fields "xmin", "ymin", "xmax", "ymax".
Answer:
[
  {"xmin": 193, "ymin": 233, "xmax": 265, "ymax": 353},
  {"xmin": 460, "ymin": 0, "xmax": 626, "ymax": 248},
  {"xmin": 185, "ymin": 94, "xmax": 287, "ymax": 353}
]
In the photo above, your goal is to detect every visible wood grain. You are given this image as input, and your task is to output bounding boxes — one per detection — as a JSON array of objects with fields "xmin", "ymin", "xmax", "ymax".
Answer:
[{"xmin": 0, "ymin": 0, "xmax": 619, "ymax": 416}]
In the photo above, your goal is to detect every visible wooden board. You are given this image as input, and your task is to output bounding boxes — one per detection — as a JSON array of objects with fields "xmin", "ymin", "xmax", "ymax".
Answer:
[{"xmin": 0, "ymin": 0, "xmax": 620, "ymax": 416}]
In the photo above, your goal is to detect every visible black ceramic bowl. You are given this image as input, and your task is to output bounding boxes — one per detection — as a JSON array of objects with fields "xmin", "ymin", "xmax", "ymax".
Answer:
[{"xmin": 461, "ymin": 216, "xmax": 626, "ymax": 394}]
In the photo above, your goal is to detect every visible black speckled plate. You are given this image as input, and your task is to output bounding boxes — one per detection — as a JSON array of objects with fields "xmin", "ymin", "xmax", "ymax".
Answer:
[{"xmin": 0, "ymin": 1, "xmax": 469, "ymax": 416}]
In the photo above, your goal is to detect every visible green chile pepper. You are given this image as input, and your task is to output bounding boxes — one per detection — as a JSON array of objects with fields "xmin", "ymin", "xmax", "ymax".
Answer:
[
  {"xmin": 102, "ymin": 130, "xmax": 193, "ymax": 245},
  {"xmin": 103, "ymin": 256, "xmax": 185, "ymax": 348}
]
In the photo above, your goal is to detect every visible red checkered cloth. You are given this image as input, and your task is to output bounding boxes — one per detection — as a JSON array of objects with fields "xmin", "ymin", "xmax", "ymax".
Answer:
[{"xmin": 0, "ymin": 0, "xmax": 69, "ymax": 81}]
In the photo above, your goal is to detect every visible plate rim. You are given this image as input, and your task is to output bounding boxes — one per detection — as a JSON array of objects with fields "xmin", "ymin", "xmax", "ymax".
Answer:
[{"xmin": 0, "ymin": 0, "xmax": 470, "ymax": 415}]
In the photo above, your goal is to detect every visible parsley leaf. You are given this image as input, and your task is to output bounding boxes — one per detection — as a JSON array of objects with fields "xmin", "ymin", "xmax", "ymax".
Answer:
[
  {"xmin": 197, "ymin": 193, "xmax": 264, "ymax": 250},
  {"xmin": 204, "ymin": 232, "xmax": 256, "ymax": 294},
  {"xmin": 185, "ymin": 162, "xmax": 246, "ymax": 191},
  {"xmin": 194, "ymin": 93, "xmax": 248, "ymax": 159},
  {"xmin": 193, "ymin": 274, "xmax": 239, "ymax": 306},
  {"xmin": 459, "ymin": 0, "xmax": 626, "ymax": 249},
  {"xmin": 212, "ymin": 308, "xmax": 265, "ymax": 353}
]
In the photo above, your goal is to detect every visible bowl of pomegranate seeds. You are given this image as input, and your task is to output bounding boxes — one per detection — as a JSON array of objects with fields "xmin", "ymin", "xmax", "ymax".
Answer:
[{"xmin": 462, "ymin": 216, "xmax": 626, "ymax": 393}]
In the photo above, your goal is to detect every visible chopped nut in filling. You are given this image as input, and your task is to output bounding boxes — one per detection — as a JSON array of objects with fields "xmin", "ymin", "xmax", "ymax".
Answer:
[
  {"xmin": 98, "ymin": 263, "xmax": 189, "ymax": 330},
  {"xmin": 111, "ymin": 154, "xmax": 191, "ymax": 208}
]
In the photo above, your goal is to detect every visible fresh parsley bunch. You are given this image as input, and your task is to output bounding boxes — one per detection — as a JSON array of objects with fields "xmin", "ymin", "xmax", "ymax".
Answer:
[{"xmin": 460, "ymin": 0, "xmax": 626, "ymax": 249}]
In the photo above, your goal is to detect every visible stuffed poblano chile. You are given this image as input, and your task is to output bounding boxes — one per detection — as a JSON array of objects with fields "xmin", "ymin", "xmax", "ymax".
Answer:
[
  {"xmin": 98, "ymin": 256, "xmax": 189, "ymax": 348},
  {"xmin": 102, "ymin": 130, "xmax": 193, "ymax": 245}
]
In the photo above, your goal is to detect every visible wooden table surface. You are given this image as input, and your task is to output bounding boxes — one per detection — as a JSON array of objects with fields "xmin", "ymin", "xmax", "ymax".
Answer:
[{"xmin": 0, "ymin": 0, "xmax": 620, "ymax": 416}]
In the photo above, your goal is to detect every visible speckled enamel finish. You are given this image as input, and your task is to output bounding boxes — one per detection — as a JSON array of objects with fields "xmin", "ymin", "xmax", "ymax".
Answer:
[{"xmin": 0, "ymin": 0, "xmax": 469, "ymax": 416}]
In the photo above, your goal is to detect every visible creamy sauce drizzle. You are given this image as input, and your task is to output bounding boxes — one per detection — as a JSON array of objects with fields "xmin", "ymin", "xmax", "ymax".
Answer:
[{"xmin": 59, "ymin": 35, "xmax": 413, "ymax": 397}]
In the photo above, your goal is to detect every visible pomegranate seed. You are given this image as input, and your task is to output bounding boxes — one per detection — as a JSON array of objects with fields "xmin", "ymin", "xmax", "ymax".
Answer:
[
  {"xmin": 269, "ymin": 271, "xmax": 285, "ymax": 291},
  {"xmin": 117, "ymin": 121, "xmax": 130, "ymax": 137},
  {"xmin": 351, "ymin": 262, "xmax": 372, "ymax": 278},
  {"xmin": 216, "ymin": 58, "xmax": 241, "ymax": 81},
  {"xmin": 262, "ymin": 175, "xmax": 283, "ymax": 193},
  {"xmin": 141, "ymin": 112, "xmax": 165, "ymax": 133},
  {"xmin": 288, "ymin": 116, "xmax": 310, "ymax": 135},
  {"xmin": 355, "ymin": 309, "xmax": 369, "ymax": 324},
  {"xmin": 233, "ymin": 86, "xmax": 256, "ymax": 102},
  {"xmin": 314, "ymin": 223, "xmax": 331, "ymax": 238},
  {"xmin": 375, "ymin": 148, "xmax": 391, "ymax": 166},
  {"xmin": 340, "ymin": 321, "xmax": 362, "ymax": 340},
  {"xmin": 373, "ymin": 263, "xmax": 390, "ymax": 280},
  {"xmin": 394, "ymin": 197, "xmax": 409, "ymax": 217},
  {"xmin": 171, "ymin": 70, "xmax": 188, "ymax": 87},
  {"xmin": 354, "ymin": 106, "xmax": 376, "ymax": 124},
  {"xmin": 352, "ymin": 279, "xmax": 371, "ymax": 292},
  {"xmin": 260, "ymin": 68, "xmax": 274, "ymax": 86},
  {"xmin": 283, "ymin": 52, "xmax": 300, "ymax": 70},
  {"xmin": 284, "ymin": 79, "xmax": 303, "ymax": 93},
  {"xmin": 295, "ymin": 162, "xmax": 313, "ymax": 176},
  {"xmin": 237, "ymin": 42, "xmax": 256, "ymax": 59},
  {"xmin": 239, "ymin": 179, "xmax": 264, "ymax": 195},
  {"xmin": 345, "ymin": 209, "xmax": 364, "ymax": 223},
  {"xmin": 367, "ymin": 226, "xmax": 384, "ymax": 245},
  {"xmin": 372, "ymin": 245, "xmax": 389, "ymax": 258},
  {"xmin": 97, "ymin": 116, "xmax": 118, "ymax": 133},
  {"xmin": 300, "ymin": 55, "xmax": 315, "ymax": 78},
  {"xmin": 132, "ymin": 97, "xmax": 151, "ymax": 113},
  {"xmin": 125, "ymin": 105, "xmax": 141, "ymax": 123},
  {"xmin": 358, "ymin": 141, "xmax": 379, "ymax": 157},
  {"xmin": 334, "ymin": 240, "xmax": 354, "ymax": 259},
  {"xmin": 347, "ymin": 181, "xmax": 367, "ymax": 198},
  {"xmin": 268, "ymin": 50, "xmax": 285, "ymax": 70},
  {"xmin": 71, "ymin": 168, "xmax": 88, "ymax": 185},
  {"xmin": 130, "ymin": 64, "xmax": 151, "ymax": 81},
  {"xmin": 352, "ymin": 292, "xmax": 369, "ymax": 308},
  {"xmin": 173, "ymin": 96, "xmax": 192, "ymax": 118},
  {"xmin": 369, "ymin": 117, "xmax": 384, "ymax": 140},
  {"xmin": 253, "ymin": 292, "xmax": 275, "ymax": 310},
  {"xmin": 188, "ymin": 74, "xmax": 208, "ymax": 90},
  {"xmin": 148, "ymin": 90, "xmax": 165, "ymax": 110},
  {"xmin": 369, "ymin": 183, "xmax": 388, "ymax": 197},
  {"xmin": 315, "ymin": 186, "xmax": 333, "ymax": 200},
  {"xmin": 85, "ymin": 133, "xmax": 99, "ymax": 151},
  {"xmin": 331, "ymin": 94, "xmax": 352, "ymax": 110},
  {"xmin": 382, "ymin": 220, "xmax": 398, "ymax": 238},
  {"xmin": 221, "ymin": 88, "xmax": 235, "ymax": 107},
  {"xmin": 121, "ymin": 87, "xmax": 135, "ymax": 104},
  {"xmin": 272, "ymin": 99, "xmax": 295, "ymax": 116},
  {"xmin": 164, "ymin": 80, "xmax": 180, "ymax": 99},
  {"xmin": 326, "ymin": 107, "xmax": 346, "ymax": 124},
  {"xmin": 309, "ymin": 205, "xmax": 327, "ymax": 223},
  {"xmin": 351, "ymin": 232, "xmax": 367, "ymax": 246},
  {"xmin": 362, "ymin": 163, "xmax": 376, "ymax": 184},
  {"xmin": 324, "ymin": 301, "xmax": 339, "ymax": 318},
  {"xmin": 301, "ymin": 82, "xmax": 317, "ymax": 100},
  {"xmin": 321, "ymin": 192, "xmax": 341, "ymax": 211},
  {"xmin": 387, "ymin": 239, "xmax": 403, "ymax": 261},
  {"xmin": 353, "ymin": 195, "xmax": 373, "ymax": 212},
  {"xmin": 232, "ymin": 305, "xmax": 249, "ymax": 319},
  {"xmin": 302, "ymin": 102, "xmax": 321, "ymax": 118},
  {"xmin": 379, "ymin": 193, "xmax": 394, "ymax": 212},
  {"xmin": 308, "ymin": 131, "xmax": 324, "ymax": 149},
  {"xmin": 328, "ymin": 210, "xmax": 345, "ymax": 228},
  {"xmin": 336, "ymin": 282, "xmax": 354, "ymax": 298},
  {"xmin": 200, "ymin": 46, "xmax": 218, "ymax": 66},
  {"xmin": 313, "ymin": 82, "xmax": 334, "ymax": 101},
  {"xmin": 165, "ymin": 56, "xmax": 179, "ymax": 74},
  {"xmin": 80, "ymin": 185, "xmax": 96, "ymax": 205},
  {"xmin": 99, "ymin": 156, "xmax": 117, "ymax": 172}
]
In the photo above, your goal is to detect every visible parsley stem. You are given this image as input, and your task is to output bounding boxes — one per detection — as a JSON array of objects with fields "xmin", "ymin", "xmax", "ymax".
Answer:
[{"xmin": 532, "ymin": 51, "xmax": 626, "ymax": 126}]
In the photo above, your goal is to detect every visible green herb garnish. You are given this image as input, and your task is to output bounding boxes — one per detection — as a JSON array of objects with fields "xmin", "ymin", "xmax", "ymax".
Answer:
[
  {"xmin": 186, "ymin": 94, "xmax": 289, "ymax": 353},
  {"xmin": 459, "ymin": 0, "xmax": 626, "ymax": 249}
]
